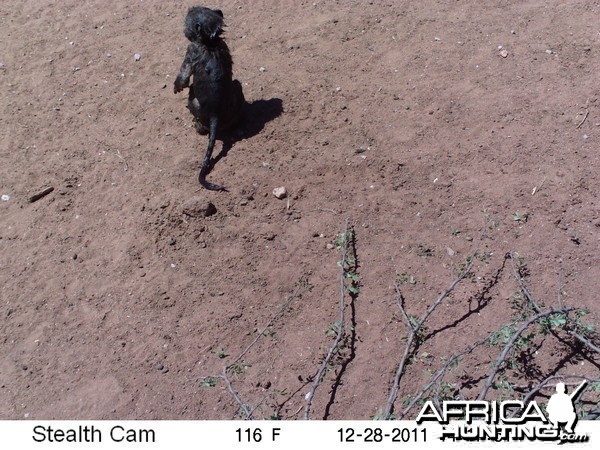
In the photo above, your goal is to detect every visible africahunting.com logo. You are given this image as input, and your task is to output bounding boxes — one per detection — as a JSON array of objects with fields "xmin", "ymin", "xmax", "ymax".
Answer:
[{"xmin": 416, "ymin": 380, "xmax": 590, "ymax": 444}]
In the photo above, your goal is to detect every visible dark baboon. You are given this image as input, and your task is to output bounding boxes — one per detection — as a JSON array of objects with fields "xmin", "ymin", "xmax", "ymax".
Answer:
[{"xmin": 174, "ymin": 6, "xmax": 245, "ymax": 191}]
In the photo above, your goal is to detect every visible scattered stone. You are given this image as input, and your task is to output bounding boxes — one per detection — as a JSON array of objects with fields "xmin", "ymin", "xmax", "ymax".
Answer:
[
  {"xmin": 582, "ymin": 134, "xmax": 589, "ymax": 141},
  {"xmin": 0, "ymin": 62, "xmax": 5, "ymax": 70},
  {"xmin": 181, "ymin": 196, "xmax": 217, "ymax": 218},
  {"xmin": 154, "ymin": 363, "xmax": 164, "ymax": 371},
  {"xmin": 134, "ymin": 53, "xmax": 141, "ymax": 61},
  {"xmin": 167, "ymin": 237, "xmax": 176, "ymax": 246},
  {"xmin": 272, "ymin": 186, "xmax": 287, "ymax": 199},
  {"xmin": 20, "ymin": 364, "xmax": 28, "ymax": 371},
  {"xmin": 1, "ymin": 194, "xmax": 9, "ymax": 202},
  {"xmin": 446, "ymin": 247, "xmax": 455, "ymax": 257},
  {"xmin": 500, "ymin": 50, "xmax": 508, "ymax": 58},
  {"xmin": 545, "ymin": 49, "xmax": 553, "ymax": 54},
  {"xmin": 326, "ymin": 243, "xmax": 335, "ymax": 250},
  {"xmin": 259, "ymin": 66, "xmax": 266, "ymax": 72}
]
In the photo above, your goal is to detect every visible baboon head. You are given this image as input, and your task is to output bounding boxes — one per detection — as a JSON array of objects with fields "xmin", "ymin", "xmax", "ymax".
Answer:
[{"xmin": 183, "ymin": 6, "xmax": 224, "ymax": 45}]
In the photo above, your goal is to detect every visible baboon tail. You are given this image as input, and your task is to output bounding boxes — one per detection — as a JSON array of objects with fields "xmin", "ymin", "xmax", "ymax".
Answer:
[{"xmin": 198, "ymin": 116, "xmax": 225, "ymax": 191}]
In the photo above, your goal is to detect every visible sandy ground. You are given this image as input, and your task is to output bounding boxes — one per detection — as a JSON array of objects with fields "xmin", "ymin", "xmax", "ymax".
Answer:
[{"xmin": 1, "ymin": 0, "xmax": 598, "ymax": 420}]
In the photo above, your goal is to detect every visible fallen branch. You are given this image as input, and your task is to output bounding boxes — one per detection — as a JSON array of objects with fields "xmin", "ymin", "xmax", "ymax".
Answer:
[
  {"xmin": 478, "ymin": 307, "xmax": 573, "ymax": 400},
  {"xmin": 222, "ymin": 367, "xmax": 253, "ymax": 418},
  {"xmin": 508, "ymin": 252, "xmax": 600, "ymax": 354},
  {"xmin": 383, "ymin": 254, "xmax": 477, "ymax": 419},
  {"xmin": 399, "ymin": 334, "xmax": 491, "ymax": 419},
  {"xmin": 304, "ymin": 219, "xmax": 352, "ymax": 420}
]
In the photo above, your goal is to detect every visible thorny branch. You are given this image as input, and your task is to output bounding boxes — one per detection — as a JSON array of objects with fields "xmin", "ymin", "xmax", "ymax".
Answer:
[
  {"xmin": 478, "ymin": 307, "xmax": 573, "ymax": 400},
  {"xmin": 304, "ymin": 219, "xmax": 353, "ymax": 420},
  {"xmin": 508, "ymin": 252, "xmax": 600, "ymax": 354},
  {"xmin": 398, "ymin": 335, "xmax": 492, "ymax": 419},
  {"xmin": 383, "ymin": 254, "xmax": 477, "ymax": 419}
]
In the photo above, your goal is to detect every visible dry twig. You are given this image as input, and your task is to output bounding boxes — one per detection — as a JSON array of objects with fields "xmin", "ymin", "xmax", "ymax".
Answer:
[
  {"xmin": 576, "ymin": 110, "xmax": 589, "ymax": 129},
  {"xmin": 28, "ymin": 186, "xmax": 54, "ymax": 203}
]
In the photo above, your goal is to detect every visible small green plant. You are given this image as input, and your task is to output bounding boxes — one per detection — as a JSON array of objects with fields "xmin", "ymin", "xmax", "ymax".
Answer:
[
  {"xmin": 200, "ymin": 377, "xmax": 220, "ymax": 388},
  {"xmin": 327, "ymin": 321, "xmax": 342, "ymax": 337},
  {"xmin": 264, "ymin": 330, "xmax": 277, "ymax": 339},
  {"xmin": 212, "ymin": 348, "xmax": 229, "ymax": 359},
  {"xmin": 483, "ymin": 209, "xmax": 501, "ymax": 230},
  {"xmin": 396, "ymin": 272, "xmax": 416, "ymax": 285},
  {"xmin": 230, "ymin": 360, "xmax": 251, "ymax": 375},
  {"xmin": 513, "ymin": 211, "xmax": 529, "ymax": 223},
  {"xmin": 451, "ymin": 229, "xmax": 461, "ymax": 236}
]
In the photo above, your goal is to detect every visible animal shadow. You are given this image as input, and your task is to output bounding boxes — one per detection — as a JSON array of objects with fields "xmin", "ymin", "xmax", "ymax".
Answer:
[{"xmin": 211, "ymin": 97, "xmax": 283, "ymax": 168}]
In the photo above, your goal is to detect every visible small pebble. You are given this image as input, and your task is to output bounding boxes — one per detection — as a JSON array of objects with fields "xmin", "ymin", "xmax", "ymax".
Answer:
[
  {"xmin": 155, "ymin": 363, "xmax": 164, "ymax": 371},
  {"xmin": 500, "ymin": 50, "xmax": 508, "ymax": 58},
  {"xmin": 326, "ymin": 243, "xmax": 335, "ymax": 250},
  {"xmin": 545, "ymin": 49, "xmax": 553, "ymax": 54},
  {"xmin": 272, "ymin": 186, "xmax": 287, "ymax": 199},
  {"xmin": 1, "ymin": 194, "xmax": 9, "ymax": 201},
  {"xmin": 134, "ymin": 53, "xmax": 141, "ymax": 61},
  {"xmin": 167, "ymin": 237, "xmax": 176, "ymax": 246},
  {"xmin": 582, "ymin": 134, "xmax": 589, "ymax": 141},
  {"xmin": 20, "ymin": 364, "xmax": 28, "ymax": 371},
  {"xmin": 446, "ymin": 247, "xmax": 455, "ymax": 257},
  {"xmin": 259, "ymin": 66, "xmax": 266, "ymax": 72}
]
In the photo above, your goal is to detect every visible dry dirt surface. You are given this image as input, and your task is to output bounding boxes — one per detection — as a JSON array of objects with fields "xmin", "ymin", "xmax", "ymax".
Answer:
[{"xmin": 1, "ymin": 0, "xmax": 599, "ymax": 420}]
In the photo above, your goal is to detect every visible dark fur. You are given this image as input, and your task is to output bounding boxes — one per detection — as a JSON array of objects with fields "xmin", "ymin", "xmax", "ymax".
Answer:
[{"xmin": 174, "ymin": 6, "xmax": 244, "ymax": 191}]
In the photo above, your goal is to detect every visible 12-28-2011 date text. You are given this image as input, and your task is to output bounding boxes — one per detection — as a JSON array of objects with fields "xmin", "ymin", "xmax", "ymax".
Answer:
[{"xmin": 338, "ymin": 427, "xmax": 426, "ymax": 444}]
